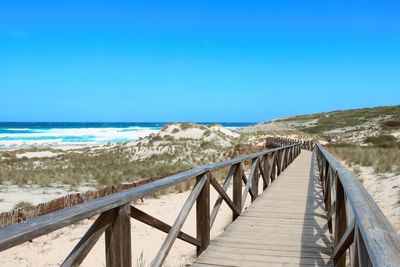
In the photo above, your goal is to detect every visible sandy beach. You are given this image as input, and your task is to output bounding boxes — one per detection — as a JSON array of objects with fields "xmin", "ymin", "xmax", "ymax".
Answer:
[{"xmin": 0, "ymin": 181, "xmax": 252, "ymax": 267}]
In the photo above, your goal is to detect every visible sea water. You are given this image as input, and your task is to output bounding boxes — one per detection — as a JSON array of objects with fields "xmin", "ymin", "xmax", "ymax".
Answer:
[{"xmin": 0, "ymin": 122, "xmax": 254, "ymax": 148}]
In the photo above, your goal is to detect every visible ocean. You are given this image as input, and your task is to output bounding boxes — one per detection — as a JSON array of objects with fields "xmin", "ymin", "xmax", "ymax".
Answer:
[{"xmin": 0, "ymin": 122, "xmax": 255, "ymax": 148}]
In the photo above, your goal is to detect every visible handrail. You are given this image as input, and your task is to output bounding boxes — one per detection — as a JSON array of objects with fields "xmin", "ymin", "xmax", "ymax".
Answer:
[
  {"xmin": 315, "ymin": 144, "xmax": 400, "ymax": 267},
  {"xmin": 265, "ymin": 136, "xmax": 315, "ymax": 151},
  {"xmin": 0, "ymin": 143, "xmax": 302, "ymax": 266}
]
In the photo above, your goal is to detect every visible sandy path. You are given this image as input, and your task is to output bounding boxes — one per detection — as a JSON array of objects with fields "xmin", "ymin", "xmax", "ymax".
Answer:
[{"xmin": 0, "ymin": 182, "xmax": 252, "ymax": 267}]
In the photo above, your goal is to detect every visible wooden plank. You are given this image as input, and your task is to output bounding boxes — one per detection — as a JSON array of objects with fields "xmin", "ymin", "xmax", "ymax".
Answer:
[
  {"xmin": 316, "ymin": 144, "xmax": 400, "ymax": 266},
  {"xmin": 192, "ymin": 151, "xmax": 334, "ymax": 267},
  {"xmin": 334, "ymin": 178, "xmax": 347, "ymax": 267},
  {"xmin": 0, "ymin": 145, "xmax": 298, "ymax": 252},
  {"xmin": 196, "ymin": 253, "xmax": 333, "ymax": 266},
  {"xmin": 333, "ymin": 218, "xmax": 355, "ymax": 262},
  {"xmin": 251, "ymin": 158, "xmax": 259, "ymax": 201},
  {"xmin": 201, "ymin": 245, "xmax": 332, "ymax": 260},
  {"xmin": 210, "ymin": 164, "xmax": 236, "ymax": 227},
  {"xmin": 241, "ymin": 159, "xmax": 259, "ymax": 209},
  {"xmin": 62, "ymin": 210, "xmax": 115, "ymax": 267},
  {"xmin": 105, "ymin": 204, "xmax": 131, "ymax": 267},
  {"xmin": 153, "ymin": 174, "xmax": 207, "ymax": 267},
  {"xmin": 196, "ymin": 173, "xmax": 210, "ymax": 256},
  {"xmin": 211, "ymin": 239, "xmax": 333, "ymax": 254},
  {"xmin": 232, "ymin": 163, "xmax": 242, "ymax": 221},
  {"xmin": 209, "ymin": 175, "xmax": 240, "ymax": 218}
]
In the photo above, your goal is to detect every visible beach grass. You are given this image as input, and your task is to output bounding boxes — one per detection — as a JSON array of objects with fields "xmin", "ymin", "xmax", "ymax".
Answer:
[
  {"xmin": 0, "ymin": 130, "xmax": 243, "ymax": 188},
  {"xmin": 327, "ymin": 143, "xmax": 400, "ymax": 174}
]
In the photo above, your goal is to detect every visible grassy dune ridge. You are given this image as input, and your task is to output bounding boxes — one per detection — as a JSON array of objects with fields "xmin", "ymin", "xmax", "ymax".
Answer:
[{"xmin": 0, "ymin": 123, "xmax": 267, "ymax": 188}]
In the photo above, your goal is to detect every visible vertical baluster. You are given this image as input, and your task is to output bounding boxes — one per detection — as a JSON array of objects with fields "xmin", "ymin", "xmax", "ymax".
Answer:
[
  {"xmin": 334, "ymin": 178, "xmax": 347, "ymax": 267},
  {"xmin": 232, "ymin": 163, "xmax": 242, "ymax": 221},
  {"xmin": 196, "ymin": 173, "xmax": 210, "ymax": 256},
  {"xmin": 276, "ymin": 150, "xmax": 282, "ymax": 176},
  {"xmin": 271, "ymin": 152, "xmax": 277, "ymax": 182},
  {"xmin": 105, "ymin": 204, "xmax": 131, "ymax": 267},
  {"xmin": 325, "ymin": 168, "xmax": 333, "ymax": 234},
  {"xmin": 251, "ymin": 158, "xmax": 259, "ymax": 201},
  {"xmin": 263, "ymin": 154, "xmax": 270, "ymax": 190}
]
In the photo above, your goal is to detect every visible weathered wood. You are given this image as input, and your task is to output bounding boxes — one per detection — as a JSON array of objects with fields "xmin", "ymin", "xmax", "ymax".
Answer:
[
  {"xmin": 62, "ymin": 210, "xmax": 115, "ymax": 267},
  {"xmin": 276, "ymin": 150, "xmax": 282, "ymax": 176},
  {"xmin": 130, "ymin": 206, "xmax": 200, "ymax": 247},
  {"xmin": 210, "ymin": 164, "xmax": 237, "ymax": 228},
  {"xmin": 251, "ymin": 158, "xmax": 259, "ymax": 201},
  {"xmin": 152, "ymin": 174, "xmax": 207, "ymax": 267},
  {"xmin": 261, "ymin": 154, "xmax": 270, "ymax": 190},
  {"xmin": 232, "ymin": 163, "xmax": 242, "ymax": 221},
  {"xmin": 196, "ymin": 173, "xmax": 210, "ymax": 256},
  {"xmin": 209, "ymin": 175, "xmax": 240, "ymax": 219},
  {"xmin": 316, "ymin": 144, "xmax": 400, "ymax": 267},
  {"xmin": 265, "ymin": 137, "xmax": 315, "ymax": 151},
  {"xmin": 333, "ymin": 218, "xmax": 355, "ymax": 263},
  {"xmin": 242, "ymin": 159, "xmax": 259, "ymax": 209},
  {"xmin": 355, "ymin": 228, "xmax": 373, "ymax": 267},
  {"xmin": 334, "ymin": 178, "xmax": 347, "ymax": 267},
  {"xmin": 0, "ymin": 144, "xmax": 297, "ymax": 252},
  {"xmin": 193, "ymin": 151, "xmax": 333, "ymax": 267},
  {"xmin": 105, "ymin": 204, "xmax": 131, "ymax": 267},
  {"xmin": 241, "ymin": 171, "xmax": 255, "ymax": 199},
  {"xmin": 269, "ymin": 152, "xmax": 277, "ymax": 182}
]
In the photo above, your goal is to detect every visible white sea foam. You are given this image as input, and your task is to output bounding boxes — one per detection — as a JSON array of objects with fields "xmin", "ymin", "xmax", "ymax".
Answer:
[{"xmin": 0, "ymin": 126, "xmax": 159, "ymax": 148}]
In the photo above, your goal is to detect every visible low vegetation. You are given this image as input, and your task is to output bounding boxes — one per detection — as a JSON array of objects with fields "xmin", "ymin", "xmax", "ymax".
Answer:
[
  {"xmin": 0, "ymin": 123, "xmax": 265, "ymax": 189},
  {"xmin": 365, "ymin": 134, "xmax": 400, "ymax": 148},
  {"xmin": 327, "ymin": 137, "xmax": 400, "ymax": 174},
  {"xmin": 13, "ymin": 201, "xmax": 34, "ymax": 210},
  {"xmin": 248, "ymin": 105, "xmax": 400, "ymax": 143}
]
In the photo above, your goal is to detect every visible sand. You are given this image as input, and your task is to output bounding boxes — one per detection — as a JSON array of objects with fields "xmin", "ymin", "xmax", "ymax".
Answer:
[
  {"xmin": 0, "ymin": 182, "xmax": 252, "ymax": 267},
  {"xmin": 355, "ymin": 166, "xmax": 400, "ymax": 233},
  {"xmin": 16, "ymin": 151, "xmax": 59, "ymax": 159},
  {"xmin": 0, "ymin": 182, "xmax": 96, "ymax": 212}
]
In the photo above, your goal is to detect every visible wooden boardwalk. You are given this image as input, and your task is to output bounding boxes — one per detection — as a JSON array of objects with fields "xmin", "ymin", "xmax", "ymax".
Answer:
[
  {"xmin": 2, "ymin": 140, "xmax": 398, "ymax": 266},
  {"xmin": 192, "ymin": 150, "xmax": 333, "ymax": 267}
]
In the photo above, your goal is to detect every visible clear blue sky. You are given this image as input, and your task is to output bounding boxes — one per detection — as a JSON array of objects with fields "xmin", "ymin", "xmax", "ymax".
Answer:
[{"xmin": 0, "ymin": 1, "xmax": 399, "ymax": 122}]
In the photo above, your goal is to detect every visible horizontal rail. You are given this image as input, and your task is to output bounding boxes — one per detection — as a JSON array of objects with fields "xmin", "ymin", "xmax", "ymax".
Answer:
[
  {"xmin": 315, "ymin": 144, "xmax": 400, "ymax": 267},
  {"xmin": 0, "ymin": 143, "xmax": 301, "ymax": 267},
  {"xmin": 265, "ymin": 136, "xmax": 315, "ymax": 151}
]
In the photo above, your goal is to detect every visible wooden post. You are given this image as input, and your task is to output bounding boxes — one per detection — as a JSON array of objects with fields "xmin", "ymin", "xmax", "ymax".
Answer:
[
  {"xmin": 196, "ymin": 173, "xmax": 210, "ymax": 256},
  {"xmin": 276, "ymin": 151, "xmax": 282, "ymax": 176},
  {"xmin": 283, "ymin": 148, "xmax": 288, "ymax": 170},
  {"xmin": 271, "ymin": 153, "xmax": 277, "ymax": 182},
  {"xmin": 263, "ymin": 155, "xmax": 270, "ymax": 190},
  {"xmin": 232, "ymin": 163, "xmax": 242, "ymax": 221},
  {"xmin": 325, "ymin": 170, "xmax": 333, "ymax": 234},
  {"xmin": 334, "ymin": 179, "xmax": 347, "ymax": 267},
  {"xmin": 251, "ymin": 158, "xmax": 259, "ymax": 202},
  {"xmin": 105, "ymin": 204, "xmax": 131, "ymax": 267}
]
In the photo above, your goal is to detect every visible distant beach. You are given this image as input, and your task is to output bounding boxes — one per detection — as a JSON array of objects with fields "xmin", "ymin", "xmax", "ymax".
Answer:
[{"xmin": 0, "ymin": 122, "xmax": 255, "ymax": 149}]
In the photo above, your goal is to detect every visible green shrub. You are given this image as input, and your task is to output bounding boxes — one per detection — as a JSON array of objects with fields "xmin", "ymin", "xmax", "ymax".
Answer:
[
  {"xmin": 365, "ymin": 135, "xmax": 398, "ymax": 148},
  {"xmin": 200, "ymin": 141, "xmax": 218, "ymax": 150},
  {"xmin": 381, "ymin": 120, "xmax": 400, "ymax": 128},
  {"xmin": 180, "ymin": 122, "xmax": 196, "ymax": 130},
  {"xmin": 13, "ymin": 201, "xmax": 34, "ymax": 210}
]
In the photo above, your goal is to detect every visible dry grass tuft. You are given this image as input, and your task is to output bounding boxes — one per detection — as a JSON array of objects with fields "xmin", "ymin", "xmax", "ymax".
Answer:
[{"xmin": 327, "ymin": 144, "xmax": 400, "ymax": 174}]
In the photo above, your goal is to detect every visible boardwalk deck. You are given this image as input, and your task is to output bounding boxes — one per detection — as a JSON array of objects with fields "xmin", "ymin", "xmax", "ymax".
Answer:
[{"xmin": 192, "ymin": 150, "xmax": 333, "ymax": 267}]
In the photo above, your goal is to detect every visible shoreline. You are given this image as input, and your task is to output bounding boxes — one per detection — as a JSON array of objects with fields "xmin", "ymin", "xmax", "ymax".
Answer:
[{"xmin": 0, "ymin": 122, "xmax": 253, "ymax": 151}]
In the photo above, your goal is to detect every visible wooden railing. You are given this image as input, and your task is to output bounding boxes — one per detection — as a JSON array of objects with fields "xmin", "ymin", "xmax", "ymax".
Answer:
[
  {"xmin": 0, "ymin": 144, "xmax": 301, "ymax": 267},
  {"xmin": 265, "ymin": 136, "xmax": 315, "ymax": 151},
  {"xmin": 316, "ymin": 144, "xmax": 400, "ymax": 267}
]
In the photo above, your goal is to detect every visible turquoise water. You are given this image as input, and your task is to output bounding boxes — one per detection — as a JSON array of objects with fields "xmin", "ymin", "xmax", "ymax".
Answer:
[{"xmin": 0, "ymin": 122, "xmax": 254, "ymax": 147}]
